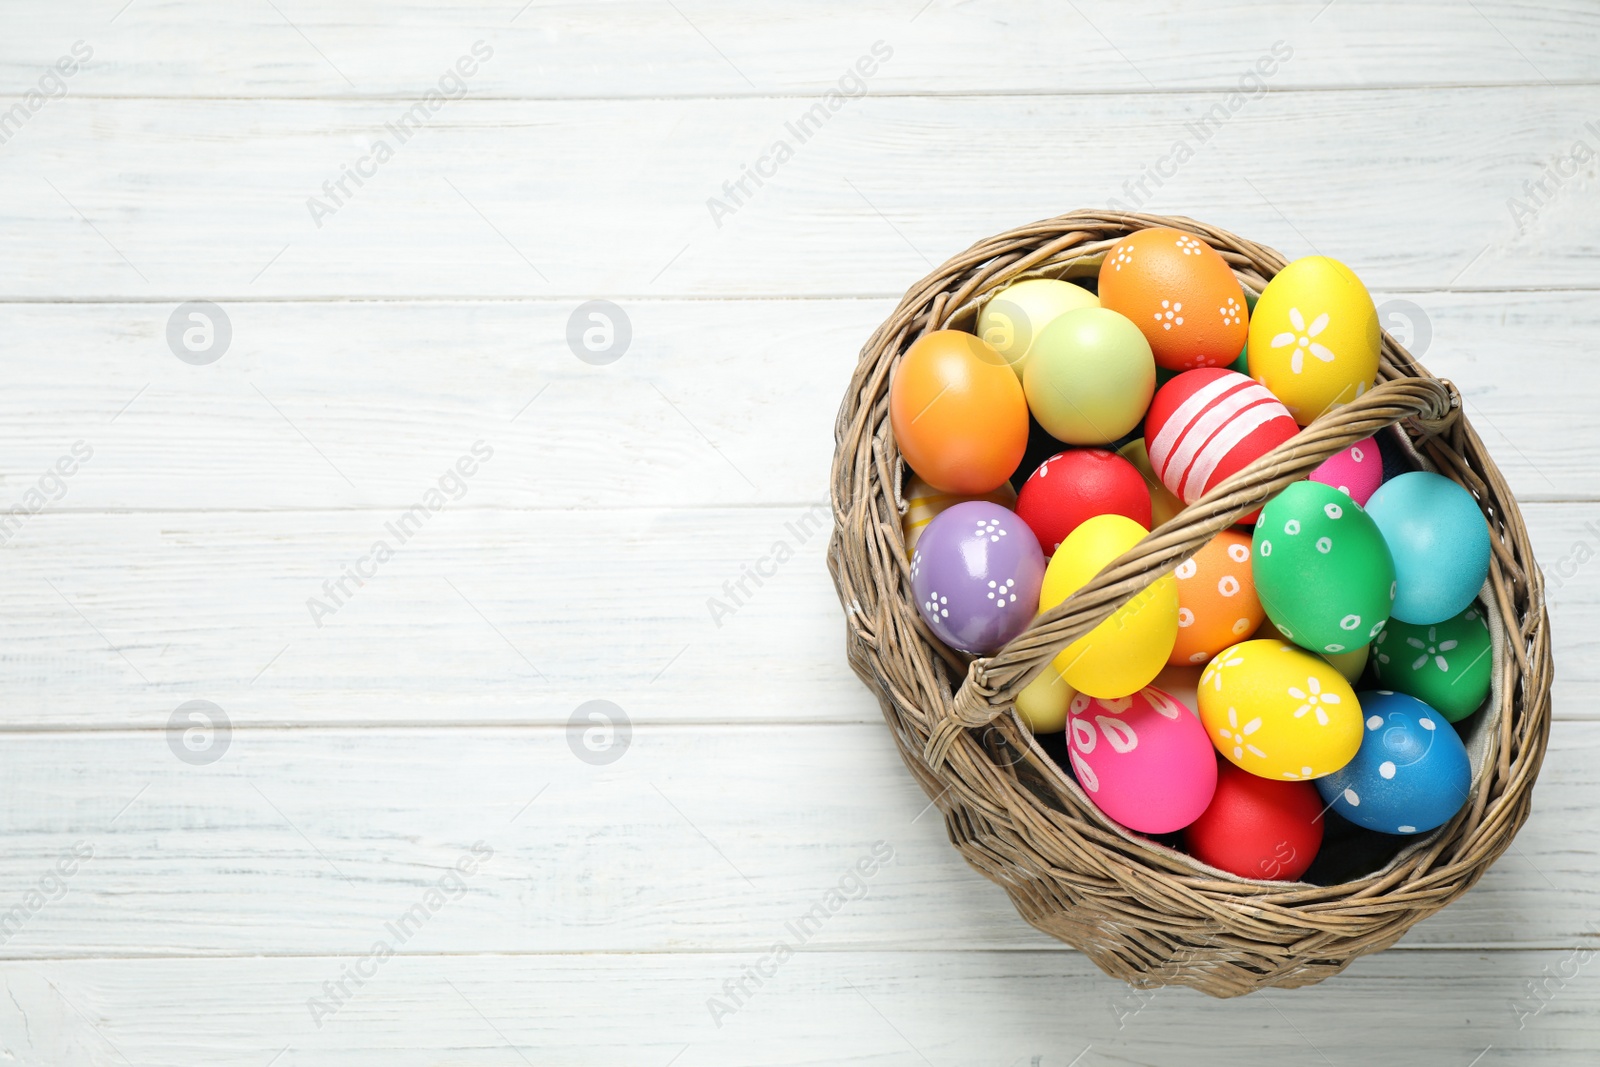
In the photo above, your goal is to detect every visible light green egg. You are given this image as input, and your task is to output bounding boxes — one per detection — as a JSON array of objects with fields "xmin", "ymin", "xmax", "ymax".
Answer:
[
  {"xmin": 1252, "ymin": 481, "xmax": 1396, "ymax": 656},
  {"xmin": 1370, "ymin": 605, "xmax": 1493, "ymax": 723},
  {"xmin": 976, "ymin": 278, "xmax": 1099, "ymax": 380},
  {"xmin": 1021, "ymin": 307, "xmax": 1155, "ymax": 445}
]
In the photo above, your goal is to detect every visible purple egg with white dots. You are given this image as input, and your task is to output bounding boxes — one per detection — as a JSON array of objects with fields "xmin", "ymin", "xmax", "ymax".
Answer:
[
  {"xmin": 909, "ymin": 500, "xmax": 1045, "ymax": 655},
  {"xmin": 1315, "ymin": 690, "xmax": 1471, "ymax": 835}
]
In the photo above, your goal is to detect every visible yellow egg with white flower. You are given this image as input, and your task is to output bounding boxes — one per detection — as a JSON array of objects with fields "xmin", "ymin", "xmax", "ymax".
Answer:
[
  {"xmin": 1248, "ymin": 256, "xmax": 1380, "ymax": 425},
  {"xmin": 1197, "ymin": 638, "xmax": 1362, "ymax": 781}
]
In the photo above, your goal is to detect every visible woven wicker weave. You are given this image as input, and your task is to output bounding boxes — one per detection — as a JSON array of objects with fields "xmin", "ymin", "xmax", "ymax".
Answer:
[{"xmin": 827, "ymin": 210, "xmax": 1553, "ymax": 997}]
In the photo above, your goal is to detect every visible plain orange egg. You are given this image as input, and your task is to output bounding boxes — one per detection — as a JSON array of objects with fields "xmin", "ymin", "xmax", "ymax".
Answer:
[
  {"xmin": 1168, "ymin": 528, "xmax": 1265, "ymax": 666},
  {"xmin": 1098, "ymin": 227, "xmax": 1250, "ymax": 371},
  {"xmin": 889, "ymin": 330, "xmax": 1029, "ymax": 494}
]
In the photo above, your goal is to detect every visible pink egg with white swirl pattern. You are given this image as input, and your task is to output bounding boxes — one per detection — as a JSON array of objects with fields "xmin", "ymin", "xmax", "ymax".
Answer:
[{"xmin": 1066, "ymin": 686, "xmax": 1218, "ymax": 834}]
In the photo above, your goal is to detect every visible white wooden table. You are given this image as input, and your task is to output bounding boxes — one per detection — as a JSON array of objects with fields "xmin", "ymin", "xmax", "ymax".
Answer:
[{"xmin": 0, "ymin": 2, "xmax": 1596, "ymax": 1063}]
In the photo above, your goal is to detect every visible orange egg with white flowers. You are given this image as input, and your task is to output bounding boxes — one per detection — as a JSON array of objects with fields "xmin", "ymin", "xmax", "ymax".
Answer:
[
  {"xmin": 1169, "ymin": 528, "xmax": 1265, "ymax": 666},
  {"xmin": 889, "ymin": 330, "xmax": 1028, "ymax": 494},
  {"xmin": 1098, "ymin": 227, "xmax": 1250, "ymax": 371}
]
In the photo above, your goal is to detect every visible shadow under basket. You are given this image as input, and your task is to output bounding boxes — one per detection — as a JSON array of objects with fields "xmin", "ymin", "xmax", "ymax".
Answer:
[{"xmin": 826, "ymin": 210, "xmax": 1554, "ymax": 998}]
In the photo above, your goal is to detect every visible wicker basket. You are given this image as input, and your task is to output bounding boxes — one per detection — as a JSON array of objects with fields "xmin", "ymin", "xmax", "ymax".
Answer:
[{"xmin": 827, "ymin": 210, "xmax": 1553, "ymax": 997}]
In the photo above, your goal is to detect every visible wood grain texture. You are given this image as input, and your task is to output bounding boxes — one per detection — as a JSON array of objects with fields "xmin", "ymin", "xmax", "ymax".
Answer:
[
  {"xmin": 0, "ymin": 501, "xmax": 1592, "ymax": 728},
  {"xmin": 0, "ymin": 721, "xmax": 1591, "ymax": 959},
  {"xmin": 0, "ymin": 950, "xmax": 1595, "ymax": 1066},
  {"xmin": 0, "ymin": 91, "xmax": 1596, "ymax": 300},
  {"xmin": 0, "ymin": 290, "xmax": 1586, "ymax": 511},
  {"xmin": 3, "ymin": 1, "xmax": 1597, "ymax": 99},
  {"xmin": 0, "ymin": 0, "xmax": 1596, "ymax": 1055}
]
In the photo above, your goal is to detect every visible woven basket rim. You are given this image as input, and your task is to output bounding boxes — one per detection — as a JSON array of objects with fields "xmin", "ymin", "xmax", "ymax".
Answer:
[{"xmin": 826, "ymin": 209, "xmax": 1554, "ymax": 997}]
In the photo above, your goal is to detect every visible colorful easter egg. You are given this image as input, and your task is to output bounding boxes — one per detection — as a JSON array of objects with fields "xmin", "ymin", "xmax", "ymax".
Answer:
[
  {"xmin": 1257, "ymin": 615, "xmax": 1368, "ymax": 681},
  {"xmin": 1116, "ymin": 437, "xmax": 1185, "ymax": 528},
  {"xmin": 1022, "ymin": 307, "xmax": 1156, "ymax": 445},
  {"xmin": 1324, "ymin": 643, "xmax": 1370, "ymax": 685},
  {"xmin": 1315, "ymin": 691, "xmax": 1471, "ymax": 835},
  {"xmin": 1145, "ymin": 368, "xmax": 1299, "ymax": 513},
  {"xmin": 1249, "ymin": 256, "xmax": 1380, "ymax": 425},
  {"xmin": 1198, "ymin": 639, "xmax": 1363, "ymax": 781},
  {"xmin": 1066, "ymin": 686, "xmax": 1218, "ymax": 834},
  {"xmin": 1015, "ymin": 449, "xmax": 1151, "ymax": 555},
  {"xmin": 1098, "ymin": 227, "xmax": 1250, "ymax": 371},
  {"xmin": 910, "ymin": 501, "xmax": 1045, "ymax": 655},
  {"xmin": 890, "ymin": 330, "xmax": 1028, "ymax": 494},
  {"xmin": 1014, "ymin": 661, "xmax": 1076, "ymax": 734},
  {"xmin": 1364, "ymin": 471, "xmax": 1491, "ymax": 625},
  {"xmin": 977, "ymin": 279, "xmax": 1099, "ymax": 379},
  {"xmin": 1253, "ymin": 481, "xmax": 1396, "ymax": 655},
  {"xmin": 1009, "ymin": 414, "xmax": 1072, "ymax": 494},
  {"xmin": 1248, "ymin": 614, "xmax": 1363, "ymax": 681},
  {"xmin": 1039, "ymin": 514, "xmax": 1179, "ymax": 699},
  {"xmin": 1309, "ymin": 436, "xmax": 1383, "ymax": 506},
  {"xmin": 1184, "ymin": 759, "xmax": 1324, "ymax": 880},
  {"xmin": 1169, "ymin": 529, "xmax": 1265, "ymax": 666},
  {"xmin": 902, "ymin": 475, "xmax": 1017, "ymax": 557},
  {"xmin": 1151, "ymin": 665, "xmax": 1204, "ymax": 716},
  {"xmin": 1227, "ymin": 341, "xmax": 1249, "ymax": 375},
  {"xmin": 1370, "ymin": 606, "xmax": 1493, "ymax": 723}
]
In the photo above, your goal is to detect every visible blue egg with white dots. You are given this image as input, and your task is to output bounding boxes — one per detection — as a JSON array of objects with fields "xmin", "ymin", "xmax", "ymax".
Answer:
[
  {"xmin": 1364, "ymin": 471, "xmax": 1490, "ymax": 625},
  {"xmin": 1315, "ymin": 690, "xmax": 1471, "ymax": 835}
]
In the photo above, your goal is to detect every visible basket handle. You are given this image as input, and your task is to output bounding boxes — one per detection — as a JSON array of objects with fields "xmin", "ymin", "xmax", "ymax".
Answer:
[{"xmin": 923, "ymin": 375, "xmax": 1460, "ymax": 769}]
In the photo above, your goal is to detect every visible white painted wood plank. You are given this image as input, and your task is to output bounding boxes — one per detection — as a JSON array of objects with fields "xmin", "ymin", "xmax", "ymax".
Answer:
[
  {"xmin": 0, "ymin": 507, "xmax": 857, "ymax": 726},
  {"xmin": 0, "ymin": 291, "xmax": 1585, "ymax": 513},
  {"xmin": 0, "ymin": 91, "xmax": 1595, "ymax": 299},
  {"xmin": 0, "ymin": 949, "xmax": 1596, "ymax": 1065},
  {"xmin": 4, "ymin": 1, "xmax": 1597, "ymax": 99},
  {"xmin": 0, "ymin": 721, "xmax": 1590, "ymax": 958},
  {"xmin": 0, "ymin": 500, "xmax": 1588, "ymax": 728}
]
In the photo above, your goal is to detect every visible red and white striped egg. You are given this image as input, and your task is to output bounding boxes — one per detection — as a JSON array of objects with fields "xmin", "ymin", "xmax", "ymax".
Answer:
[{"xmin": 1146, "ymin": 368, "xmax": 1299, "ymax": 514}]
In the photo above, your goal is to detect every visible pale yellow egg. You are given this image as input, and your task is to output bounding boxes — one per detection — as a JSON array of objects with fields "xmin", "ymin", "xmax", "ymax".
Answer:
[
  {"xmin": 1323, "ymin": 642, "xmax": 1370, "ymax": 684},
  {"xmin": 1257, "ymin": 616, "xmax": 1366, "ymax": 682},
  {"xmin": 1116, "ymin": 437, "xmax": 1185, "ymax": 529},
  {"xmin": 901, "ymin": 475, "xmax": 1017, "ymax": 558},
  {"xmin": 976, "ymin": 278, "xmax": 1098, "ymax": 380},
  {"xmin": 1014, "ymin": 662, "xmax": 1076, "ymax": 733}
]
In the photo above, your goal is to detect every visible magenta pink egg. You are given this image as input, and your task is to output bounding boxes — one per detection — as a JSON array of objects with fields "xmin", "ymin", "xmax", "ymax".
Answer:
[
  {"xmin": 1309, "ymin": 436, "xmax": 1382, "ymax": 506},
  {"xmin": 1065, "ymin": 686, "xmax": 1217, "ymax": 833}
]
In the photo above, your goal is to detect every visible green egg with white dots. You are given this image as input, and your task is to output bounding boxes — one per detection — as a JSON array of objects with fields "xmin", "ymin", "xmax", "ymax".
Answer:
[
  {"xmin": 1370, "ymin": 605, "xmax": 1493, "ymax": 723},
  {"xmin": 1252, "ymin": 481, "xmax": 1396, "ymax": 657}
]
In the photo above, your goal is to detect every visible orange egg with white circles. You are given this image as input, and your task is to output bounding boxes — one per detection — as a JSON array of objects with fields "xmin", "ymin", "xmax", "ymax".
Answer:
[{"xmin": 1169, "ymin": 529, "xmax": 1266, "ymax": 666}]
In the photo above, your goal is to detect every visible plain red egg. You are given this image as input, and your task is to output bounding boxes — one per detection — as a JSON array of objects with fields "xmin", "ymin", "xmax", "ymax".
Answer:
[
  {"xmin": 889, "ymin": 330, "xmax": 1029, "ymax": 494},
  {"xmin": 1183, "ymin": 759, "xmax": 1324, "ymax": 881},
  {"xmin": 1015, "ymin": 449, "xmax": 1151, "ymax": 555}
]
